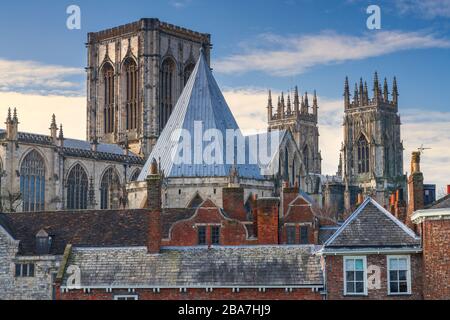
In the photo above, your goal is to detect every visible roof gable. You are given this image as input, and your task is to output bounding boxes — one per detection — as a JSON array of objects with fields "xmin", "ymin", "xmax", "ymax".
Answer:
[{"xmin": 324, "ymin": 198, "xmax": 420, "ymax": 249}]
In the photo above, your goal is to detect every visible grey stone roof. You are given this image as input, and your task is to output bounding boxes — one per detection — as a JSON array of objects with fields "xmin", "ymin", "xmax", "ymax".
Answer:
[
  {"xmin": 0, "ymin": 129, "xmax": 144, "ymax": 165},
  {"xmin": 61, "ymin": 246, "xmax": 323, "ymax": 288},
  {"xmin": 324, "ymin": 198, "xmax": 421, "ymax": 250},
  {"xmin": 138, "ymin": 51, "xmax": 263, "ymax": 181},
  {"xmin": 426, "ymin": 194, "xmax": 450, "ymax": 209}
]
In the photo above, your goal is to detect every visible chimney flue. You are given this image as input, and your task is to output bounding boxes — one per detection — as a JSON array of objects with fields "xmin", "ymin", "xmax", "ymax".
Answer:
[{"xmin": 447, "ymin": 185, "xmax": 450, "ymax": 196}]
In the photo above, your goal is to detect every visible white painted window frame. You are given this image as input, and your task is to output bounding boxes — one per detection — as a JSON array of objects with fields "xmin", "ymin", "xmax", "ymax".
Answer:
[
  {"xmin": 387, "ymin": 255, "xmax": 412, "ymax": 296},
  {"xmin": 343, "ymin": 256, "xmax": 368, "ymax": 296}
]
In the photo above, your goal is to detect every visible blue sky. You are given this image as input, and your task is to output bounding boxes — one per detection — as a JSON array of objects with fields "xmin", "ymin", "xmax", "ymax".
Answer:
[{"xmin": 0, "ymin": 0, "xmax": 449, "ymax": 192}]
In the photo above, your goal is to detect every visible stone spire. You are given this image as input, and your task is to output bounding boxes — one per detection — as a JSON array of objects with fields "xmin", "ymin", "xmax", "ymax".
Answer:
[
  {"xmin": 383, "ymin": 78, "xmax": 389, "ymax": 102},
  {"xmin": 6, "ymin": 107, "xmax": 11, "ymax": 124},
  {"xmin": 286, "ymin": 93, "xmax": 292, "ymax": 115},
  {"xmin": 304, "ymin": 92, "xmax": 309, "ymax": 111},
  {"xmin": 354, "ymin": 83, "xmax": 359, "ymax": 106},
  {"xmin": 280, "ymin": 92, "xmax": 285, "ymax": 118},
  {"xmin": 277, "ymin": 95, "xmax": 282, "ymax": 118},
  {"xmin": 50, "ymin": 114, "xmax": 58, "ymax": 142},
  {"xmin": 344, "ymin": 76, "xmax": 350, "ymax": 109},
  {"xmin": 359, "ymin": 78, "xmax": 364, "ymax": 106},
  {"xmin": 58, "ymin": 124, "xmax": 64, "ymax": 147},
  {"xmin": 364, "ymin": 81, "xmax": 369, "ymax": 105},
  {"xmin": 294, "ymin": 86, "xmax": 300, "ymax": 114},
  {"xmin": 392, "ymin": 76, "xmax": 399, "ymax": 106},
  {"xmin": 267, "ymin": 90, "xmax": 273, "ymax": 121},
  {"xmin": 373, "ymin": 71, "xmax": 380, "ymax": 101},
  {"xmin": 312, "ymin": 90, "xmax": 318, "ymax": 117},
  {"xmin": 5, "ymin": 108, "xmax": 19, "ymax": 141}
]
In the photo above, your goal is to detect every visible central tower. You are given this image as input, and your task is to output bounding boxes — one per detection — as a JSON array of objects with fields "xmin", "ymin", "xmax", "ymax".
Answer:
[{"xmin": 86, "ymin": 18, "xmax": 211, "ymax": 157}]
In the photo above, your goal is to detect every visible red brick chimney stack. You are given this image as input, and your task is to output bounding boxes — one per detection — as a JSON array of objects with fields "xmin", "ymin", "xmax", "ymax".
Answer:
[
  {"xmin": 407, "ymin": 152, "xmax": 424, "ymax": 231},
  {"xmin": 282, "ymin": 182, "xmax": 299, "ymax": 217},
  {"xmin": 447, "ymin": 185, "xmax": 450, "ymax": 196},
  {"xmin": 256, "ymin": 197, "xmax": 280, "ymax": 245},
  {"xmin": 146, "ymin": 159, "xmax": 162, "ymax": 254},
  {"xmin": 222, "ymin": 187, "xmax": 246, "ymax": 221}
]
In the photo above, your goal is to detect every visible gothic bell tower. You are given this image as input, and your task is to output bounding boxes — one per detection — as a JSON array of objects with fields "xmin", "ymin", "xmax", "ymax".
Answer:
[
  {"xmin": 339, "ymin": 72, "xmax": 406, "ymax": 209},
  {"xmin": 267, "ymin": 86, "xmax": 322, "ymax": 193}
]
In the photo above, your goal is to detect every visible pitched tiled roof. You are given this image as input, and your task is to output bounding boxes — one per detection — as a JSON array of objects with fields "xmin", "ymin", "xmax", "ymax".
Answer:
[
  {"xmin": 61, "ymin": 246, "xmax": 323, "ymax": 288},
  {"xmin": 323, "ymin": 198, "xmax": 421, "ymax": 250},
  {"xmin": 426, "ymin": 194, "xmax": 450, "ymax": 209},
  {"xmin": 0, "ymin": 210, "xmax": 150, "ymax": 255},
  {"xmin": 138, "ymin": 51, "xmax": 263, "ymax": 180},
  {"xmin": 0, "ymin": 209, "xmax": 195, "ymax": 256}
]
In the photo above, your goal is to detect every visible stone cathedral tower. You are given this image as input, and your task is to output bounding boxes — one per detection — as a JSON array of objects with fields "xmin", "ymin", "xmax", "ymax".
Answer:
[
  {"xmin": 339, "ymin": 72, "xmax": 406, "ymax": 209},
  {"xmin": 268, "ymin": 87, "xmax": 322, "ymax": 193},
  {"xmin": 86, "ymin": 18, "xmax": 211, "ymax": 157}
]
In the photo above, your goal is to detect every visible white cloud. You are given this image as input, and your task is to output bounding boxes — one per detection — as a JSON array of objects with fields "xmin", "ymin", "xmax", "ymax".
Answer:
[
  {"xmin": 169, "ymin": 0, "xmax": 192, "ymax": 9},
  {"xmin": 395, "ymin": 0, "xmax": 450, "ymax": 18},
  {"xmin": 0, "ymin": 91, "xmax": 85, "ymax": 140},
  {"xmin": 214, "ymin": 30, "xmax": 450, "ymax": 76},
  {"xmin": 0, "ymin": 58, "xmax": 84, "ymax": 96},
  {"xmin": 223, "ymin": 87, "xmax": 450, "ymax": 193}
]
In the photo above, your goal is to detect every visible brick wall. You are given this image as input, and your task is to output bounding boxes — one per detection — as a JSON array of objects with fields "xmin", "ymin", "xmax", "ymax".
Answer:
[
  {"xmin": 222, "ymin": 187, "xmax": 247, "ymax": 221},
  {"xmin": 325, "ymin": 254, "xmax": 423, "ymax": 300},
  {"xmin": 420, "ymin": 219, "xmax": 450, "ymax": 299},
  {"xmin": 163, "ymin": 201, "xmax": 252, "ymax": 246},
  {"xmin": 58, "ymin": 286, "xmax": 322, "ymax": 301},
  {"xmin": 256, "ymin": 198, "xmax": 279, "ymax": 245}
]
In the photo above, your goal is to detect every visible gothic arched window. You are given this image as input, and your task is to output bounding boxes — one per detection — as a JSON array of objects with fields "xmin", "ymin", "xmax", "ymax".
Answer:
[
  {"xmin": 284, "ymin": 147, "xmax": 289, "ymax": 183},
  {"xmin": 100, "ymin": 167, "xmax": 120, "ymax": 210},
  {"xmin": 123, "ymin": 58, "xmax": 138, "ymax": 131},
  {"xmin": 358, "ymin": 135, "xmax": 370, "ymax": 174},
  {"xmin": 130, "ymin": 169, "xmax": 141, "ymax": 182},
  {"xmin": 160, "ymin": 58, "xmax": 176, "ymax": 130},
  {"xmin": 184, "ymin": 63, "xmax": 195, "ymax": 86},
  {"xmin": 303, "ymin": 145, "xmax": 309, "ymax": 173},
  {"xmin": 66, "ymin": 164, "xmax": 88, "ymax": 210},
  {"xmin": 20, "ymin": 150, "xmax": 45, "ymax": 212},
  {"xmin": 103, "ymin": 63, "xmax": 115, "ymax": 134}
]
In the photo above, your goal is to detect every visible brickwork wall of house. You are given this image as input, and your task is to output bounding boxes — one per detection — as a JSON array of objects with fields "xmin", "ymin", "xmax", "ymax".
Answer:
[
  {"xmin": 0, "ymin": 229, "xmax": 19, "ymax": 299},
  {"xmin": 421, "ymin": 219, "xmax": 450, "ymax": 300},
  {"xmin": 57, "ymin": 287, "xmax": 322, "ymax": 301},
  {"xmin": 325, "ymin": 254, "xmax": 423, "ymax": 300},
  {"xmin": 162, "ymin": 205, "xmax": 251, "ymax": 246}
]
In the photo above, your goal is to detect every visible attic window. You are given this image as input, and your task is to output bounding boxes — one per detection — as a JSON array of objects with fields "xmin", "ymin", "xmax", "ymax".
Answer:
[{"xmin": 35, "ymin": 230, "xmax": 52, "ymax": 255}]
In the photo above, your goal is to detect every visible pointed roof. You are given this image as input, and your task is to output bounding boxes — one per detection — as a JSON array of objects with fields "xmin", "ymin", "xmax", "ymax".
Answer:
[
  {"xmin": 139, "ymin": 51, "xmax": 262, "ymax": 180},
  {"xmin": 323, "ymin": 198, "xmax": 421, "ymax": 253}
]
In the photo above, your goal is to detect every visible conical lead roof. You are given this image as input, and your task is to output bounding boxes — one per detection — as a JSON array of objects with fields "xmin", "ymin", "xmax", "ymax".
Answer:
[{"xmin": 139, "ymin": 51, "xmax": 263, "ymax": 180}]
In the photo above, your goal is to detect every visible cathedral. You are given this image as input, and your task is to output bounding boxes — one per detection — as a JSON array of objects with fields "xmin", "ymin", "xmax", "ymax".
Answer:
[
  {"xmin": 324, "ymin": 73, "xmax": 406, "ymax": 215},
  {"xmin": 0, "ymin": 18, "xmax": 406, "ymax": 217}
]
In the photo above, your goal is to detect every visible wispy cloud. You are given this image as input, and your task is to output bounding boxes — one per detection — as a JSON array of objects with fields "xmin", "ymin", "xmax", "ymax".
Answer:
[
  {"xmin": 222, "ymin": 87, "xmax": 450, "ymax": 193},
  {"xmin": 169, "ymin": 0, "xmax": 192, "ymax": 9},
  {"xmin": 214, "ymin": 30, "xmax": 450, "ymax": 76},
  {"xmin": 395, "ymin": 0, "xmax": 450, "ymax": 19},
  {"xmin": 0, "ymin": 58, "xmax": 84, "ymax": 96}
]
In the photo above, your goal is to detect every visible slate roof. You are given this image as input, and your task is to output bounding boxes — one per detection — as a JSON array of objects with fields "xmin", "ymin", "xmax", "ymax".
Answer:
[
  {"xmin": 323, "ymin": 198, "xmax": 421, "ymax": 251},
  {"xmin": 138, "ymin": 51, "xmax": 263, "ymax": 181},
  {"xmin": 61, "ymin": 246, "xmax": 323, "ymax": 288},
  {"xmin": 0, "ymin": 129, "xmax": 144, "ymax": 165},
  {"xmin": 0, "ymin": 209, "xmax": 195, "ymax": 256},
  {"xmin": 426, "ymin": 194, "xmax": 450, "ymax": 209}
]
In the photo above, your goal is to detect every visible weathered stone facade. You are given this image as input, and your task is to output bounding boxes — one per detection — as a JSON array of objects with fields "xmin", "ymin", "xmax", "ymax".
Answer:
[
  {"xmin": 340, "ymin": 74, "xmax": 406, "ymax": 209},
  {"xmin": 86, "ymin": 18, "xmax": 211, "ymax": 157},
  {"xmin": 0, "ymin": 111, "xmax": 143, "ymax": 212},
  {"xmin": 267, "ymin": 88, "xmax": 322, "ymax": 196}
]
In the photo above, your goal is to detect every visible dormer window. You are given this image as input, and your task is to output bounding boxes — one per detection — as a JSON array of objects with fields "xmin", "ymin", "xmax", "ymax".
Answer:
[{"xmin": 35, "ymin": 229, "xmax": 52, "ymax": 255}]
